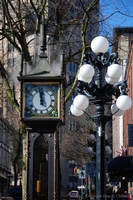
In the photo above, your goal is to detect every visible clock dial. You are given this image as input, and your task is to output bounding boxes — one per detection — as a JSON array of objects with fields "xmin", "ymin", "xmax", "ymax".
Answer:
[
  {"xmin": 29, "ymin": 86, "xmax": 55, "ymax": 113},
  {"xmin": 23, "ymin": 83, "xmax": 59, "ymax": 118}
]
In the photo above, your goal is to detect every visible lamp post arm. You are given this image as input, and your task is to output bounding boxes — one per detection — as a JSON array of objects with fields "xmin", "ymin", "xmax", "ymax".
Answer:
[
  {"xmin": 102, "ymin": 84, "xmax": 114, "ymax": 95},
  {"xmin": 93, "ymin": 52, "xmax": 119, "ymax": 70},
  {"xmin": 77, "ymin": 81, "xmax": 99, "ymax": 97},
  {"xmin": 83, "ymin": 53, "xmax": 108, "ymax": 70},
  {"xmin": 83, "ymin": 110, "xmax": 94, "ymax": 121},
  {"xmin": 102, "ymin": 52, "xmax": 119, "ymax": 66},
  {"xmin": 102, "ymin": 83, "xmax": 120, "ymax": 99},
  {"xmin": 77, "ymin": 80, "xmax": 129, "ymax": 105},
  {"xmin": 113, "ymin": 80, "xmax": 129, "ymax": 96},
  {"xmin": 82, "ymin": 89, "xmax": 93, "ymax": 98},
  {"xmin": 103, "ymin": 80, "xmax": 129, "ymax": 98},
  {"xmin": 83, "ymin": 53, "xmax": 93, "ymax": 66},
  {"xmin": 109, "ymin": 52, "xmax": 119, "ymax": 63}
]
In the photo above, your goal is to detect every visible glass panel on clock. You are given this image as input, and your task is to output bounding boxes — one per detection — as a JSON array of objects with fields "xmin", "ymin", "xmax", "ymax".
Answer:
[
  {"xmin": 23, "ymin": 82, "xmax": 60, "ymax": 119},
  {"xmin": 33, "ymin": 135, "xmax": 48, "ymax": 200}
]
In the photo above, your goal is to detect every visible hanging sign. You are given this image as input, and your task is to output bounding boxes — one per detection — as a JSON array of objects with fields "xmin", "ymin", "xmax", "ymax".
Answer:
[{"xmin": 79, "ymin": 170, "xmax": 85, "ymax": 179}]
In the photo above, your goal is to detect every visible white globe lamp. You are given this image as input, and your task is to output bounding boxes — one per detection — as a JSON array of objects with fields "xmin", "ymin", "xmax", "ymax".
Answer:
[
  {"xmin": 73, "ymin": 95, "xmax": 89, "ymax": 110},
  {"xmin": 92, "ymin": 184, "xmax": 95, "ymax": 190},
  {"xmin": 78, "ymin": 73, "xmax": 92, "ymax": 83},
  {"xmin": 105, "ymin": 134, "xmax": 108, "ymax": 140},
  {"xmin": 70, "ymin": 105, "xmax": 84, "ymax": 116},
  {"xmin": 105, "ymin": 146, "xmax": 112, "ymax": 155},
  {"xmin": 79, "ymin": 64, "xmax": 95, "ymax": 79},
  {"xmin": 116, "ymin": 95, "xmax": 132, "ymax": 111},
  {"xmin": 87, "ymin": 147, "xmax": 93, "ymax": 156},
  {"xmin": 88, "ymin": 134, "xmax": 95, "ymax": 142},
  {"xmin": 91, "ymin": 36, "xmax": 109, "ymax": 54},
  {"xmin": 111, "ymin": 103, "xmax": 125, "ymax": 116},
  {"xmin": 107, "ymin": 64, "xmax": 122, "ymax": 79},
  {"xmin": 105, "ymin": 73, "xmax": 119, "ymax": 85}
]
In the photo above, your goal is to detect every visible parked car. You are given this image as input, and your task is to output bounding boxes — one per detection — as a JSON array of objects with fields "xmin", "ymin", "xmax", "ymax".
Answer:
[
  {"xmin": 6, "ymin": 187, "xmax": 22, "ymax": 200},
  {"xmin": 68, "ymin": 190, "xmax": 79, "ymax": 199}
]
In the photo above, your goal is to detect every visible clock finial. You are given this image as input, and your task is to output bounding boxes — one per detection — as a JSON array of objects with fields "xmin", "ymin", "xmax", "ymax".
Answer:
[
  {"xmin": 60, "ymin": 51, "xmax": 66, "ymax": 76},
  {"xmin": 40, "ymin": 21, "xmax": 47, "ymax": 53}
]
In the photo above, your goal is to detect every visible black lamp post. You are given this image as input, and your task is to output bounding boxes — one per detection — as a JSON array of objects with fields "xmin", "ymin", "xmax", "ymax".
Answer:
[{"xmin": 70, "ymin": 36, "xmax": 132, "ymax": 200}]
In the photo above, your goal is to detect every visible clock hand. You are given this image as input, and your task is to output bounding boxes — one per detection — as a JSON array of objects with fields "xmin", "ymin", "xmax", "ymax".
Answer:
[
  {"xmin": 43, "ymin": 93, "xmax": 47, "ymax": 107},
  {"xmin": 39, "ymin": 88, "xmax": 48, "ymax": 107},
  {"xmin": 39, "ymin": 88, "xmax": 43, "ymax": 105}
]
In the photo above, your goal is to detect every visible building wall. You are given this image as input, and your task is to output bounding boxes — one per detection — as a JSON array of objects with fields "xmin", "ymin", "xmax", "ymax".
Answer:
[
  {"xmin": 112, "ymin": 28, "xmax": 133, "ymax": 158},
  {"xmin": 0, "ymin": 20, "xmax": 22, "ymax": 196},
  {"xmin": 123, "ymin": 41, "xmax": 133, "ymax": 155},
  {"xmin": 0, "ymin": 117, "xmax": 15, "ymax": 196}
]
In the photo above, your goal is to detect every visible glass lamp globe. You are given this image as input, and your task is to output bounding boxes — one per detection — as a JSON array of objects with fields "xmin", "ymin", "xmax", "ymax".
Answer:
[
  {"xmin": 105, "ymin": 146, "xmax": 111, "ymax": 155},
  {"xmin": 91, "ymin": 36, "xmax": 109, "ymax": 54},
  {"xmin": 74, "ymin": 95, "xmax": 89, "ymax": 110},
  {"xmin": 108, "ymin": 149, "xmax": 112, "ymax": 154},
  {"xmin": 70, "ymin": 105, "xmax": 84, "ymax": 116},
  {"xmin": 105, "ymin": 73, "xmax": 119, "ymax": 85},
  {"xmin": 107, "ymin": 64, "xmax": 122, "ymax": 79},
  {"xmin": 111, "ymin": 103, "xmax": 125, "ymax": 116},
  {"xmin": 116, "ymin": 95, "xmax": 132, "ymax": 111},
  {"xmin": 92, "ymin": 184, "xmax": 95, "ymax": 190},
  {"xmin": 87, "ymin": 147, "xmax": 93, "ymax": 155},
  {"xmin": 79, "ymin": 64, "xmax": 95, "ymax": 79},
  {"xmin": 88, "ymin": 134, "xmax": 95, "ymax": 142},
  {"xmin": 78, "ymin": 73, "xmax": 92, "ymax": 83},
  {"xmin": 105, "ymin": 134, "xmax": 108, "ymax": 140}
]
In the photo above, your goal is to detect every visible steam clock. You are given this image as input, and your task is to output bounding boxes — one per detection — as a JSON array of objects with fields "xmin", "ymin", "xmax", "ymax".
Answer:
[{"xmin": 18, "ymin": 23, "xmax": 66, "ymax": 200}]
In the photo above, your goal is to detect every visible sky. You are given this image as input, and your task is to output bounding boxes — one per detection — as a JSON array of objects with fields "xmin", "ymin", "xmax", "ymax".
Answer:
[{"xmin": 100, "ymin": 0, "xmax": 133, "ymax": 36}]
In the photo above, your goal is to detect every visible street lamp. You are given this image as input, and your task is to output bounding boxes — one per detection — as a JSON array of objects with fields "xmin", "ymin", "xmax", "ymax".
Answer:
[{"xmin": 70, "ymin": 36, "xmax": 132, "ymax": 200}]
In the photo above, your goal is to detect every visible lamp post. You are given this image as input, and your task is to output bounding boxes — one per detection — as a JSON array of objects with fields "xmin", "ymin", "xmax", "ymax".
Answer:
[{"xmin": 70, "ymin": 36, "xmax": 132, "ymax": 200}]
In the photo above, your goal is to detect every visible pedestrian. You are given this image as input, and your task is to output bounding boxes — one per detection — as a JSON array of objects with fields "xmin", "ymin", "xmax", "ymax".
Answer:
[
  {"xmin": 124, "ymin": 191, "xmax": 128, "ymax": 200},
  {"xmin": 111, "ymin": 190, "xmax": 115, "ymax": 200}
]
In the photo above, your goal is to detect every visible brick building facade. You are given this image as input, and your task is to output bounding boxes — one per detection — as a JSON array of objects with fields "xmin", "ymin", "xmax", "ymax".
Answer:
[
  {"xmin": 112, "ymin": 27, "xmax": 133, "ymax": 157},
  {"xmin": 123, "ymin": 40, "xmax": 133, "ymax": 155}
]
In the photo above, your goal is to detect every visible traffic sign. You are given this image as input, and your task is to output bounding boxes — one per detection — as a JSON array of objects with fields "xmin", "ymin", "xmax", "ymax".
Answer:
[{"xmin": 79, "ymin": 170, "xmax": 85, "ymax": 179}]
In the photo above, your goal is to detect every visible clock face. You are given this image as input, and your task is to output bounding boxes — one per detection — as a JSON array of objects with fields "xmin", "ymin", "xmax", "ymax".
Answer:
[
  {"xmin": 28, "ymin": 86, "xmax": 55, "ymax": 113},
  {"xmin": 23, "ymin": 82, "xmax": 59, "ymax": 118}
]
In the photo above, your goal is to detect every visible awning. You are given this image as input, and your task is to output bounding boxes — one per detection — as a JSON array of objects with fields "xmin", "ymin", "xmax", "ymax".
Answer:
[{"xmin": 107, "ymin": 156, "xmax": 133, "ymax": 180}]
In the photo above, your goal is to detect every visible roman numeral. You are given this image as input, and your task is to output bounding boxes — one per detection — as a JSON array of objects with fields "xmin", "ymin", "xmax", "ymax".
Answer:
[
  {"xmin": 42, "ymin": 110, "xmax": 47, "ymax": 114},
  {"xmin": 51, "ymin": 101, "xmax": 55, "ymax": 106},
  {"xmin": 48, "ymin": 106, "xmax": 52, "ymax": 111},
  {"xmin": 37, "ymin": 110, "xmax": 41, "ymax": 114}
]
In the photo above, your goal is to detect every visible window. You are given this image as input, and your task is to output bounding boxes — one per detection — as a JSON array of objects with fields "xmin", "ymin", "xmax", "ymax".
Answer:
[
  {"xmin": 14, "ymin": 89, "xmax": 17, "ymax": 99},
  {"xmin": 122, "ymin": 59, "xmax": 126, "ymax": 78},
  {"xmin": 69, "ymin": 76, "xmax": 71, "ymax": 85},
  {"xmin": 8, "ymin": 58, "xmax": 12, "ymax": 68},
  {"xmin": 13, "ymin": 58, "xmax": 17, "ymax": 67},
  {"xmin": 72, "ymin": 63, "xmax": 75, "ymax": 72},
  {"xmin": 69, "ymin": 63, "xmax": 71, "ymax": 71},
  {"xmin": 72, "ymin": 94, "xmax": 74, "ymax": 100},
  {"xmin": 8, "ymin": 43, "xmax": 12, "ymax": 52},
  {"xmin": 69, "ymin": 105, "xmax": 71, "ymax": 114}
]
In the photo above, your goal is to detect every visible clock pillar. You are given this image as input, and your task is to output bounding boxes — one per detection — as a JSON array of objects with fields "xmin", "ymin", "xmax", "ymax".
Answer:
[
  {"xmin": 17, "ymin": 22, "xmax": 66, "ymax": 200},
  {"xmin": 25, "ymin": 129, "xmax": 30, "ymax": 200},
  {"xmin": 54, "ymin": 130, "xmax": 58, "ymax": 200}
]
